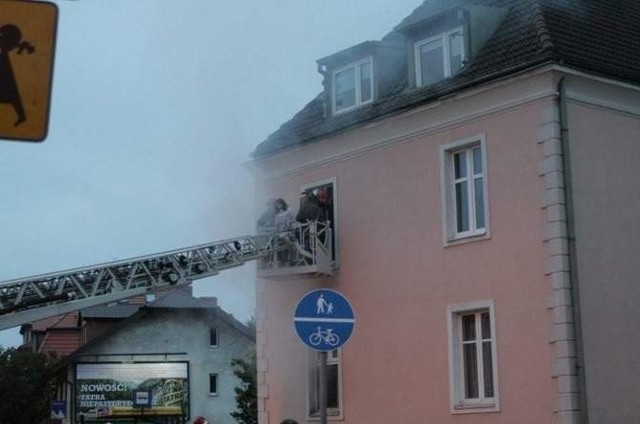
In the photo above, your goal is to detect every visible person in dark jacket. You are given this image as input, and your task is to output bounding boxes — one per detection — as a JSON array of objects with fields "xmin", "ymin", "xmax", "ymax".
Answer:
[
  {"xmin": 316, "ymin": 187, "xmax": 333, "ymax": 225},
  {"xmin": 295, "ymin": 191, "xmax": 323, "ymax": 223}
]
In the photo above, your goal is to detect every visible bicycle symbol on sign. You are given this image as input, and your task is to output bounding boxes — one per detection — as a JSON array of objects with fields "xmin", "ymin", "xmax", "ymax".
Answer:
[{"xmin": 308, "ymin": 326, "xmax": 340, "ymax": 347}]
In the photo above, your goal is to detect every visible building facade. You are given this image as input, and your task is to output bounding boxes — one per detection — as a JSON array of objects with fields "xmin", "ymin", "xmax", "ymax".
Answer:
[
  {"xmin": 249, "ymin": 1, "xmax": 640, "ymax": 424},
  {"xmin": 26, "ymin": 289, "xmax": 254, "ymax": 424}
]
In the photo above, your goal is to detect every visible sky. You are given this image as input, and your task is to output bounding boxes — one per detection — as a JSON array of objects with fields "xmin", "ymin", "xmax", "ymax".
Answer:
[{"xmin": 0, "ymin": 0, "xmax": 423, "ymax": 348}]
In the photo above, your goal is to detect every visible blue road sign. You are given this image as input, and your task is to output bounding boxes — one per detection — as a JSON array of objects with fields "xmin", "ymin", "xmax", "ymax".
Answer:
[
  {"xmin": 294, "ymin": 289, "xmax": 355, "ymax": 351},
  {"xmin": 51, "ymin": 400, "xmax": 66, "ymax": 419}
]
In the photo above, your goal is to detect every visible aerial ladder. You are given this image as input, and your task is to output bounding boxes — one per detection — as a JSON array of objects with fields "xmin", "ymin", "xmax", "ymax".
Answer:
[{"xmin": 0, "ymin": 221, "xmax": 333, "ymax": 331}]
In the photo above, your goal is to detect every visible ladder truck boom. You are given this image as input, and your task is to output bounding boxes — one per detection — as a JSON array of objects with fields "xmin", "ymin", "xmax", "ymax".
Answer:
[{"xmin": 0, "ymin": 231, "xmax": 291, "ymax": 331}]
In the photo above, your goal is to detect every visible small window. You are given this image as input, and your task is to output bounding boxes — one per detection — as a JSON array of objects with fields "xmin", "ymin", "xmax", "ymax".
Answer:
[
  {"xmin": 440, "ymin": 136, "xmax": 489, "ymax": 243},
  {"xmin": 209, "ymin": 328, "xmax": 218, "ymax": 347},
  {"xmin": 447, "ymin": 301, "xmax": 499, "ymax": 413},
  {"xmin": 308, "ymin": 349, "xmax": 342, "ymax": 418},
  {"xmin": 209, "ymin": 373, "xmax": 218, "ymax": 396},
  {"xmin": 415, "ymin": 27, "xmax": 465, "ymax": 87},
  {"xmin": 332, "ymin": 58, "xmax": 373, "ymax": 114}
]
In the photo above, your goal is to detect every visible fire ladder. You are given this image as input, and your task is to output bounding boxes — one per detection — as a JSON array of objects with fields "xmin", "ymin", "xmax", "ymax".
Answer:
[
  {"xmin": 0, "ymin": 232, "xmax": 288, "ymax": 331},
  {"xmin": 0, "ymin": 221, "xmax": 334, "ymax": 331}
]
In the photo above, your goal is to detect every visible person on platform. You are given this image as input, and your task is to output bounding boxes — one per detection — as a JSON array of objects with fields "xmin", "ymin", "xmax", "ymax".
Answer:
[
  {"xmin": 274, "ymin": 198, "xmax": 296, "ymax": 266},
  {"xmin": 274, "ymin": 198, "xmax": 295, "ymax": 232},
  {"xmin": 256, "ymin": 198, "xmax": 276, "ymax": 233},
  {"xmin": 295, "ymin": 191, "xmax": 323, "ymax": 223}
]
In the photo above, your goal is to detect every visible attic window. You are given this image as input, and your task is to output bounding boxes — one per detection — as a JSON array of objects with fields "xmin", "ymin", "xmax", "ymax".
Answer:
[
  {"xmin": 332, "ymin": 57, "xmax": 373, "ymax": 114},
  {"xmin": 415, "ymin": 26, "xmax": 465, "ymax": 87}
]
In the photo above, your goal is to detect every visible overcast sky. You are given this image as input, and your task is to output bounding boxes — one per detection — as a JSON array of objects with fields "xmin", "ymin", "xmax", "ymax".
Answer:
[{"xmin": 0, "ymin": 0, "xmax": 422, "ymax": 347}]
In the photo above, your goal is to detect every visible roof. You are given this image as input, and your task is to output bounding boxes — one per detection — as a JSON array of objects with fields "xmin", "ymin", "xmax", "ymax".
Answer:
[
  {"xmin": 65, "ymin": 291, "xmax": 253, "ymax": 360},
  {"xmin": 394, "ymin": 0, "xmax": 469, "ymax": 32},
  {"xmin": 147, "ymin": 291, "xmax": 218, "ymax": 309},
  {"xmin": 26, "ymin": 312, "xmax": 83, "ymax": 356},
  {"xmin": 317, "ymin": 41, "xmax": 381, "ymax": 68},
  {"xmin": 253, "ymin": 0, "xmax": 640, "ymax": 157},
  {"xmin": 81, "ymin": 304, "xmax": 141, "ymax": 319},
  {"xmin": 38, "ymin": 330, "xmax": 83, "ymax": 356},
  {"xmin": 31, "ymin": 312, "xmax": 79, "ymax": 332}
]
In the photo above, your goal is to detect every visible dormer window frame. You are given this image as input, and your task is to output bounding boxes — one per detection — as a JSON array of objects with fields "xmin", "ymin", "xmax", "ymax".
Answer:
[
  {"xmin": 331, "ymin": 56, "xmax": 374, "ymax": 115},
  {"xmin": 414, "ymin": 25, "xmax": 466, "ymax": 88}
]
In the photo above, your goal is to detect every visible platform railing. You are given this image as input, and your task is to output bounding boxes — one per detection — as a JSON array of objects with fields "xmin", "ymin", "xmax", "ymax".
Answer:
[{"xmin": 257, "ymin": 221, "xmax": 333, "ymax": 277}]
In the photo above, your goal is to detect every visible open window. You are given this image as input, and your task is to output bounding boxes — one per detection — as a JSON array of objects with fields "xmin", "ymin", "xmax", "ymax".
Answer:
[
  {"xmin": 257, "ymin": 179, "xmax": 337, "ymax": 277},
  {"xmin": 299, "ymin": 179, "xmax": 337, "ymax": 262}
]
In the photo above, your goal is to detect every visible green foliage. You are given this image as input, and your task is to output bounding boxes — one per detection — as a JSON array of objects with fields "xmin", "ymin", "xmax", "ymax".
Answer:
[
  {"xmin": 0, "ymin": 347, "xmax": 59, "ymax": 424},
  {"xmin": 230, "ymin": 347, "xmax": 257, "ymax": 424}
]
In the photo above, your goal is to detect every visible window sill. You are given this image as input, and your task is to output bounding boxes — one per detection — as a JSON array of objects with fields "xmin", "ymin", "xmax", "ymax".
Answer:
[
  {"xmin": 208, "ymin": 393, "xmax": 218, "ymax": 397},
  {"xmin": 332, "ymin": 100, "xmax": 372, "ymax": 116},
  {"xmin": 308, "ymin": 410, "xmax": 343, "ymax": 421},
  {"xmin": 451, "ymin": 402, "xmax": 500, "ymax": 414},
  {"xmin": 444, "ymin": 230, "xmax": 490, "ymax": 247}
]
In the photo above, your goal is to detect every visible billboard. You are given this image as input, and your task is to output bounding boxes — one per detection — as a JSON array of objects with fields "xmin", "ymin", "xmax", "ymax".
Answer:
[{"xmin": 75, "ymin": 362, "xmax": 189, "ymax": 421}]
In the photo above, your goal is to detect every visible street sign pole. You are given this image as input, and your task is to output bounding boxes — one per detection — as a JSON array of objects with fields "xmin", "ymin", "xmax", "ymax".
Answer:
[
  {"xmin": 319, "ymin": 350, "xmax": 327, "ymax": 424},
  {"xmin": 294, "ymin": 289, "xmax": 355, "ymax": 423}
]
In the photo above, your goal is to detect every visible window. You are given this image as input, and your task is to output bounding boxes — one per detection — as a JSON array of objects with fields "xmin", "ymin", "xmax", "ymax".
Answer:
[
  {"xmin": 447, "ymin": 301, "xmax": 499, "ymax": 413},
  {"xmin": 332, "ymin": 58, "xmax": 373, "ymax": 114},
  {"xmin": 308, "ymin": 349, "xmax": 342, "ymax": 419},
  {"xmin": 440, "ymin": 136, "xmax": 489, "ymax": 243},
  {"xmin": 415, "ymin": 27, "xmax": 464, "ymax": 87},
  {"xmin": 300, "ymin": 178, "xmax": 337, "ymax": 263},
  {"xmin": 209, "ymin": 327, "xmax": 218, "ymax": 347},
  {"xmin": 209, "ymin": 373, "xmax": 218, "ymax": 396}
]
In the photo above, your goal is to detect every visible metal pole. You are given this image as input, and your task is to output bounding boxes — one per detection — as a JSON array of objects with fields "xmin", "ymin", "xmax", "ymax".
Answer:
[{"xmin": 319, "ymin": 351, "xmax": 328, "ymax": 424}]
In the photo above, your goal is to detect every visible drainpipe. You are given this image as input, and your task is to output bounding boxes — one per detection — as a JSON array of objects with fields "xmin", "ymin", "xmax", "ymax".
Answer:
[{"xmin": 557, "ymin": 77, "xmax": 589, "ymax": 424}]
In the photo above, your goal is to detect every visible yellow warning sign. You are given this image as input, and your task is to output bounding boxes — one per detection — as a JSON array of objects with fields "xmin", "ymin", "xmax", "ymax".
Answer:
[{"xmin": 0, "ymin": 0, "xmax": 58, "ymax": 142}]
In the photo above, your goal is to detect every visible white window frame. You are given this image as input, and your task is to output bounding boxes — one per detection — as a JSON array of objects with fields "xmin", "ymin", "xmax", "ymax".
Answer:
[
  {"xmin": 332, "ymin": 57, "xmax": 374, "ymax": 115},
  {"xmin": 301, "ymin": 177, "xmax": 339, "ymax": 267},
  {"xmin": 209, "ymin": 327, "xmax": 218, "ymax": 348},
  {"xmin": 440, "ymin": 135, "xmax": 490, "ymax": 245},
  {"xmin": 307, "ymin": 349, "xmax": 343, "ymax": 420},
  {"xmin": 447, "ymin": 300, "xmax": 500, "ymax": 414},
  {"xmin": 415, "ymin": 26, "xmax": 465, "ymax": 87},
  {"xmin": 208, "ymin": 373, "xmax": 219, "ymax": 396}
]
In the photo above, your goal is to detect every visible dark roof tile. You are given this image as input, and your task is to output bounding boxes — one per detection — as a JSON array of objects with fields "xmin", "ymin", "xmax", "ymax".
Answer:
[{"xmin": 253, "ymin": 0, "xmax": 640, "ymax": 157}]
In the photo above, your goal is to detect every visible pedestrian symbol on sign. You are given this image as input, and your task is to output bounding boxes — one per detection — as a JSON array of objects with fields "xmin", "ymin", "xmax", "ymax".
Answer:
[{"xmin": 316, "ymin": 294, "xmax": 334, "ymax": 314}]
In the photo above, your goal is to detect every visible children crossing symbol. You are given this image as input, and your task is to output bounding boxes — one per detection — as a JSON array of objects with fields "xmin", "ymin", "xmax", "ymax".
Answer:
[{"xmin": 0, "ymin": 1, "xmax": 58, "ymax": 142}]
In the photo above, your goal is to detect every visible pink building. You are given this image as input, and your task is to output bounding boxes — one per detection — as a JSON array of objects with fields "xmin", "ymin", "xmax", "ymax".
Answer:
[{"xmin": 249, "ymin": 1, "xmax": 640, "ymax": 424}]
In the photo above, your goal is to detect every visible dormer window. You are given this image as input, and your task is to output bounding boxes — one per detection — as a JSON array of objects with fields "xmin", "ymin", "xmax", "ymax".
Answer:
[
  {"xmin": 415, "ymin": 26, "xmax": 465, "ymax": 87},
  {"xmin": 332, "ymin": 57, "xmax": 373, "ymax": 114}
]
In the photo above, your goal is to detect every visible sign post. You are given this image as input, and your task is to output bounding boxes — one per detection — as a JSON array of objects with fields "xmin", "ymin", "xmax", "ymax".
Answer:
[
  {"xmin": 294, "ymin": 289, "xmax": 355, "ymax": 424},
  {"xmin": 0, "ymin": 0, "xmax": 58, "ymax": 142}
]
